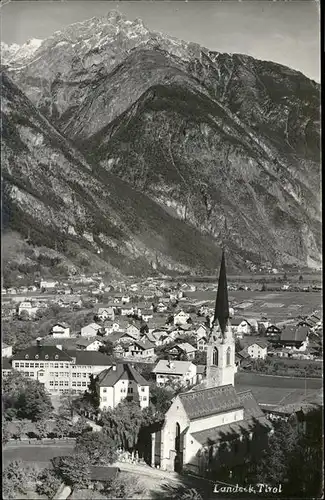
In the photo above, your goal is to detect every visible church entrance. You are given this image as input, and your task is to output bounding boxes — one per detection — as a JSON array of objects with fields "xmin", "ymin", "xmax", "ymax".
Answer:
[{"xmin": 174, "ymin": 422, "xmax": 183, "ymax": 472}]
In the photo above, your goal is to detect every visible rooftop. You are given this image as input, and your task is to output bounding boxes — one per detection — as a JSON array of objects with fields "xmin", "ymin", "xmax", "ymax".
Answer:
[
  {"xmin": 12, "ymin": 345, "xmax": 73, "ymax": 362},
  {"xmin": 2, "ymin": 357, "xmax": 12, "ymax": 370},
  {"xmin": 281, "ymin": 325, "xmax": 309, "ymax": 342},
  {"xmin": 191, "ymin": 390, "xmax": 271, "ymax": 444},
  {"xmin": 65, "ymin": 350, "xmax": 113, "ymax": 366},
  {"xmin": 176, "ymin": 342, "xmax": 197, "ymax": 353},
  {"xmin": 179, "ymin": 384, "xmax": 243, "ymax": 420},
  {"xmin": 152, "ymin": 359, "xmax": 194, "ymax": 375},
  {"xmin": 97, "ymin": 363, "xmax": 149, "ymax": 387}
]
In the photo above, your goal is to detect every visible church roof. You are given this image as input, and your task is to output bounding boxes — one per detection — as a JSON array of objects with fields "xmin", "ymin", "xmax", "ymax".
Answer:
[
  {"xmin": 191, "ymin": 414, "xmax": 271, "ymax": 445},
  {"xmin": 191, "ymin": 390, "xmax": 271, "ymax": 445},
  {"xmin": 237, "ymin": 390, "xmax": 265, "ymax": 419},
  {"xmin": 178, "ymin": 385, "xmax": 243, "ymax": 420}
]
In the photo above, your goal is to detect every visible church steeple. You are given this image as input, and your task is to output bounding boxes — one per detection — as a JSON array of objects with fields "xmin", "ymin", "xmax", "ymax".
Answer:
[
  {"xmin": 206, "ymin": 251, "xmax": 235, "ymax": 388},
  {"xmin": 213, "ymin": 250, "xmax": 229, "ymax": 334}
]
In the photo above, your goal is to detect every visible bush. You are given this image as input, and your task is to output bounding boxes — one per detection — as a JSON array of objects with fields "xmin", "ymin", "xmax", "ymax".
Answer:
[{"xmin": 36, "ymin": 468, "xmax": 62, "ymax": 498}]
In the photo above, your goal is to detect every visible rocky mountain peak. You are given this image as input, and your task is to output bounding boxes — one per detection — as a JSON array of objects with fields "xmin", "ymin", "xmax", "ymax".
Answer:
[
  {"xmin": 1, "ymin": 38, "xmax": 43, "ymax": 67},
  {"xmin": 1, "ymin": 13, "xmax": 321, "ymax": 275}
]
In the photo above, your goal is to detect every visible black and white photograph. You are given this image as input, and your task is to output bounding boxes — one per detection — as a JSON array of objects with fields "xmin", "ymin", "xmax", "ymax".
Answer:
[{"xmin": 1, "ymin": 0, "xmax": 322, "ymax": 498}]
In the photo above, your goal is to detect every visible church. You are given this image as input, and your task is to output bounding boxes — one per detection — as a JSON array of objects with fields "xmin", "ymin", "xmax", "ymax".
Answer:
[{"xmin": 148, "ymin": 252, "xmax": 272, "ymax": 480}]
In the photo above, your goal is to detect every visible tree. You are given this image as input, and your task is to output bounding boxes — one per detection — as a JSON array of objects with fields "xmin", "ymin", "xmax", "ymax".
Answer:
[
  {"xmin": 101, "ymin": 400, "xmax": 143, "ymax": 451},
  {"xmin": 3, "ymin": 372, "xmax": 53, "ymax": 422},
  {"xmin": 99, "ymin": 476, "xmax": 145, "ymax": 498},
  {"xmin": 35, "ymin": 419, "xmax": 49, "ymax": 439},
  {"xmin": 247, "ymin": 409, "xmax": 323, "ymax": 497},
  {"xmin": 36, "ymin": 468, "xmax": 62, "ymax": 498},
  {"xmin": 51, "ymin": 453, "xmax": 91, "ymax": 488},
  {"xmin": 19, "ymin": 310, "xmax": 30, "ymax": 322},
  {"xmin": 84, "ymin": 374, "xmax": 100, "ymax": 410},
  {"xmin": 13, "ymin": 419, "xmax": 27, "ymax": 440},
  {"xmin": 193, "ymin": 350, "xmax": 207, "ymax": 365},
  {"xmin": 70, "ymin": 416, "xmax": 92, "ymax": 436},
  {"xmin": 99, "ymin": 339, "xmax": 114, "ymax": 356},
  {"xmin": 53, "ymin": 415, "xmax": 73, "ymax": 438},
  {"xmin": 2, "ymin": 420, "xmax": 12, "ymax": 445},
  {"xmin": 258, "ymin": 323, "xmax": 266, "ymax": 335},
  {"xmin": 2, "ymin": 460, "xmax": 32, "ymax": 499},
  {"xmin": 149, "ymin": 385, "xmax": 174, "ymax": 414},
  {"xmin": 75, "ymin": 431, "xmax": 118, "ymax": 465},
  {"xmin": 16, "ymin": 386, "xmax": 53, "ymax": 421},
  {"xmin": 58, "ymin": 390, "xmax": 79, "ymax": 419}
]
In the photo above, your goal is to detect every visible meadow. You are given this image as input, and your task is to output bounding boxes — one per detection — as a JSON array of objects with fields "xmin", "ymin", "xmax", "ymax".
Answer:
[{"xmin": 186, "ymin": 290, "xmax": 321, "ymax": 323}]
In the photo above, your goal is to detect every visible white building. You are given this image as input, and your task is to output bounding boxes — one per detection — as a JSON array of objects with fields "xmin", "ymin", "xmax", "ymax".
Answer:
[
  {"xmin": 76, "ymin": 338, "xmax": 104, "ymax": 351},
  {"xmin": 247, "ymin": 342, "xmax": 268, "ymax": 360},
  {"xmin": 51, "ymin": 322, "xmax": 70, "ymax": 338},
  {"xmin": 11, "ymin": 342, "xmax": 113, "ymax": 395},
  {"xmin": 18, "ymin": 301, "xmax": 38, "ymax": 318},
  {"xmin": 173, "ymin": 311, "xmax": 190, "ymax": 326},
  {"xmin": 96, "ymin": 363, "xmax": 150, "ymax": 411},
  {"xmin": 40, "ymin": 279, "xmax": 58, "ymax": 289},
  {"xmin": 152, "ymin": 360, "xmax": 197, "ymax": 387},
  {"xmin": 97, "ymin": 307, "xmax": 115, "ymax": 321},
  {"xmin": 2, "ymin": 343, "xmax": 13, "ymax": 358},
  {"xmin": 81, "ymin": 323, "xmax": 102, "ymax": 337}
]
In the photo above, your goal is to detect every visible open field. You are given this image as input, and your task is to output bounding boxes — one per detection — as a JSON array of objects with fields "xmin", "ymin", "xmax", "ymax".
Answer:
[
  {"xmin": 235, "ymin": 372, "xmax": 322, "ymax": 407},
  {"xmin": 3, "ymin": 443, "xmax": 74, "ymax": 468},
  {"xmin": 187, "ymin": 290, "xmax": 321, "ymax": 322}
]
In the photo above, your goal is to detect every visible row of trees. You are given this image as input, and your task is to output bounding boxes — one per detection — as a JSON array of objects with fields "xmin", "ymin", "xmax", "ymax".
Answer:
[{"xmin": 248, "ymin": 357, "xmax": 322, "ymax": 378}]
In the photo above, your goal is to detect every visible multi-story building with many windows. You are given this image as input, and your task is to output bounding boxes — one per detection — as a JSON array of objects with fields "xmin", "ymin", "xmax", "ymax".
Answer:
[{"xmin": 10, "ymin": 339, "xmax": 113, "ymax": 395}]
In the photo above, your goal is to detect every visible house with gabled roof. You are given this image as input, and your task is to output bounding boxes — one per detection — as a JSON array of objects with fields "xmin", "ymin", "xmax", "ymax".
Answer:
[
  {"xmin": 152, "ymin": 359, "xmax": 197, "ymax": 386},
  {"xmin": 279, "ymin": 325, "xmax": 309, "ymax": 350},
  {"xmin": 96, "ymin": 307, "xmax": 115, "ymax": 321},
  {"xmin": 2, "ymin": 342, "xmax": 13, "ymax": 358},
  {"xmin": 96, "ymin": 363, "xmax": 149, "ymax": 410},
  {"xmin": 177, "ymin": 342, "xmax": 197, "ymax": 359},
  {"xmin": 247, "ymin": 342, "xmax": 268, "ymax": 360},
  {"xmin": 51, "ymin": 322, "xmax": 71, "ymax": 338},
  {"xmin": 75, "ymin": 338, "xmax": 104, "ymax": 351},
  {"xmin": 80, "ymin": 323, "xmax": 102, "ymax": 337},
  {"xmin": 196, "ymin": 324, "xmax": 209, "ymax": 339},
  {"xmin": 125, "ymin": 340, "xmax": 155, "ymax": 359},
  {"xmin": 173, "ymin": 310, "xmax": 190, "ymax": 326}
]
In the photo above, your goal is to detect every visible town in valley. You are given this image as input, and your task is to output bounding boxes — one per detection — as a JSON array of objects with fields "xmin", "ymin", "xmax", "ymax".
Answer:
[
  {"xmin": 2, "ymin": 260, "xmax": 322, "ymax": 498},
  {"xmin": 1, "ymin": 1, "xmax": 322, "ymax": 499}
]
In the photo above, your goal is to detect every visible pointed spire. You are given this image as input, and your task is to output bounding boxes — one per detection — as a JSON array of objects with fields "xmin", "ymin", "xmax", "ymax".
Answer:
[{"xmin": 213, "ymin": 250, "xmax": 229, "ymax": 334}]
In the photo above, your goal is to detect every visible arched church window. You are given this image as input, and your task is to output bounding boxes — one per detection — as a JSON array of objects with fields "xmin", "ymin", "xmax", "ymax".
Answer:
[
  {"xmin": 175, "ymin": 423, "xmax": 181, "ymax": 452},
  {"xmin": 226, "ymin": 347, "xmax": 231, "ymax": 366},
  {"xmin": 213, "ymin": 347, "xmax": 218, "ymax": 366}
]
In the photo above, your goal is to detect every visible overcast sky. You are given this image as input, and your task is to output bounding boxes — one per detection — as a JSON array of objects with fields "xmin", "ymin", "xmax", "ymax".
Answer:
[{"xmin": 1, "ymin": 0, "xmax": 320, "ymax": 82}]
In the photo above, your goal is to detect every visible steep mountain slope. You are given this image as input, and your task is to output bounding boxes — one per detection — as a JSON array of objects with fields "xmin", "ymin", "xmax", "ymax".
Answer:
[
  {"xmin": 1, "ymin": 72, "xmax": 223, "ymax": 278},
  {"xmin": 2, "ymin": 11, "xmax": 321, "ymax": 270}
]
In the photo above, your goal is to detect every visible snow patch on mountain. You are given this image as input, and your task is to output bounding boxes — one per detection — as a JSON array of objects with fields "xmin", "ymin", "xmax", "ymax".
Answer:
[{"xmin": 1, "ymin": 38, "xmax": 43, "ymax": 67}]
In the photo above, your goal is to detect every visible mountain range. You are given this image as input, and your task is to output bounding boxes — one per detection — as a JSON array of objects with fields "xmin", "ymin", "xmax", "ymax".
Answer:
[{"xmin": 1, "ymin": 11, "xmax": 321, "ymax": 279}]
